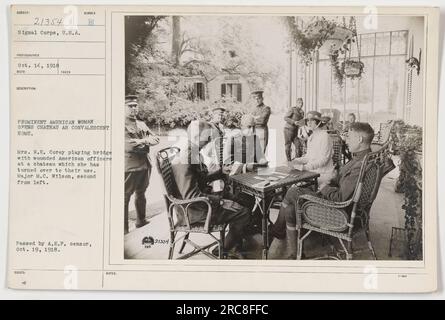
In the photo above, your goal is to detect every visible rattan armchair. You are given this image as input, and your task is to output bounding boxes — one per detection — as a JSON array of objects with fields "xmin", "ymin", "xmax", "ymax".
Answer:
[
  {"xmin": 329, "ymin": 133, "xmax": 345, "ymax": 170},
  {"xmin": 372, "ymin": 120, "xmax": 394, "ymax": 147},
  {"xmin": 296, "ymin": 142, "xmax": 392, "ymax": 260},
  {"xmin": 156, "ymin": 147, "xmax": 227, "ymax": 260}
]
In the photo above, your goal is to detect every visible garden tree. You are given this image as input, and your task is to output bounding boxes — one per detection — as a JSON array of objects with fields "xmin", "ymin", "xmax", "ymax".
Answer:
[
  {"xmin": 170, "ymin": 17, "xmax": 210, "ymax": 70},
  {"xmin": 126, "ymin": 16, "xmax": 185, "ymax": 122},
  {"xmin": 126, "ymin": 16, "xmax": 290, "ymax": 128},
  {"xmin": 171, "ymin": 16, "xmax": 181, "ymax": 66},
  {"xmin": 125, "ymin": 15, "xmax": 166, "ymax": 93},
  {"xmin": 217, "ymin": 18, "xmax": 278, "ymax": 90},
  {"xmin": 173, "ymin": 16, "xmax": 286, "ymax": 102}
]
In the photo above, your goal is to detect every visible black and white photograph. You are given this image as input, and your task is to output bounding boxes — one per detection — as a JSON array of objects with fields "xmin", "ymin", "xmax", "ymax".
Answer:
[
  {"xmin": 123, "ymin": 14, "xmax": 424, "ymax": 262},
  {"xmin": 5, "ymin": 2, "xmax": 442, "ymax": 294}
]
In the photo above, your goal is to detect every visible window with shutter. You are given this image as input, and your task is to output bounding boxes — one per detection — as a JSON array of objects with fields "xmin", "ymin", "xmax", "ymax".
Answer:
[
  {"xmin": 221, "ymin": 84, "xmax": 226, "ymax": 97},
  {"xmin": 236, "ymin": 83, "xmax": 242, "ymax": 102},
  {"xmin": 188, "ymin": 82, "xmax": 205, "ymax": 101},
  {"xmin": 196, "ymin": 82, "xmax": 204, "ymax": 100},
  {"xmin": 221, "ymin": 83, "xmax": 242, "ymax": 101}
]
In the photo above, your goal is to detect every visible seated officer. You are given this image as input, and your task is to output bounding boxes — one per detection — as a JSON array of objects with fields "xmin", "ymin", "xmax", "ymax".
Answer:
[
  {"xmin": 171, "ymin": 120, "xmax": 250, "ymax": 258},
  {"xmin": 269, "ymin": 122, "xmax": 377, "ymax": 258},
  {"xmin": 222, "ymin": 114, "xmax": 268, "ymax": 175},
  {"xmin": 201, "ymin": 107, "xmax": 227, "ymax": 192},
  {"xmin": 201, "ymin": 106, "xmax": 226, "ymax": 172}
]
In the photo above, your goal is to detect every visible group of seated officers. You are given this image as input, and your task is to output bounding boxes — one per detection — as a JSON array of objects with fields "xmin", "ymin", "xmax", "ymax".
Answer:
[{"xmin": 169, "ymin": 107, "xmax": 379, "ymax": 259}]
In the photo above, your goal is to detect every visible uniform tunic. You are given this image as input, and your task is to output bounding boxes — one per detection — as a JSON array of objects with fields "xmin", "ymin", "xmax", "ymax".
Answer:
[
  {"xmin": 284, "ymin": 106, "xmax": 305, "ymax": 160},
  {"xmin": 124, "ymin": 117, "xmax": 153, "ymax": 233},
  {"xmin": 125, "ymin": 118, "xmax": 152, "ymax": 172},
  {"xmin": 170, "ymin": 142, "xmax": 250, "ymax": 252},
  {"xmin": 252, "ymin": 103, "xmax": 271, "ymax": 153}
]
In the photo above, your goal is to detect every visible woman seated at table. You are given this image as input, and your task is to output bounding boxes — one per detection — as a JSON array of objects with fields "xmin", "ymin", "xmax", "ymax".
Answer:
[{"xmin": 288, "ymin": 111, "xmax": 335, "ymax": 189}]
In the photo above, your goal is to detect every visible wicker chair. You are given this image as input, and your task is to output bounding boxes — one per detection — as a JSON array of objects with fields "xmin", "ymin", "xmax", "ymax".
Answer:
[
  {"xmin": 156, "ymin": 147, "xmax": 227, "ymax": 260},
  {"xmin": 296, "ymin": 142, "xmax": 392, "ymax": 260},
  {"xmin": 329, "ymin": 133, "xmax": 344, "ymax": 170},
  {"xmin": 373, "ymin": 120, "xmax": 394, "ymax": 146}
]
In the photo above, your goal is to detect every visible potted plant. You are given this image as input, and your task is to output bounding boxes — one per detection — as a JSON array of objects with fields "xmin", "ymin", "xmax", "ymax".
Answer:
[
  {"xmin": 287, "ymin": 16, "xmax": 362, "ymax": 88},
  {"xmin": 329, "ymin": 49, "xmax": 345, "ymax": 87},
  {"xmin": 343, "ymin": 59, "xmax": 364, "ymax": 78},
  {"xmin": 328, "ymin": 37, "xmax": 364, "ymax": 87},
  {"xmin": 287, "ymin": 17, "xmax": 353, "ymax": 65},
  {"xmin": 318, "ymin": 26, "xmax": 354, "ymax": 56},
  {"xmin": 391, "ymin": 120, "xmax": 423, "ymax": 260}
]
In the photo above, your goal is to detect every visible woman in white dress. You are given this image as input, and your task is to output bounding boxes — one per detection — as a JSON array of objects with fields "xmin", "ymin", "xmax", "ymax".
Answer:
[{"xmin": 288, "ymin": 111, "xmax": 335, "ymax": 189}]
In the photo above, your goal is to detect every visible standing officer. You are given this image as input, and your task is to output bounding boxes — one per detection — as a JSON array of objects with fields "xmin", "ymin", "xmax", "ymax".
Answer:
[
  {"xmin": 283, "ymin": 98, "xmax": 305, "ymax": 161},
  {"xmin": 124, "ymin": 94, "xmax": 159, "ymax": 234},
  {"xmin": 343, "ymin": 113, "xmax": 356, "ymax": 133},
  {"xmin": 251, "ymin": 90, "xmax": 271, "ymax": 153}
]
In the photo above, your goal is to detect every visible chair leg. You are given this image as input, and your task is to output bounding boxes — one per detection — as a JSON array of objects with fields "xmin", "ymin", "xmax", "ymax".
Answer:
[
  {"xmin": 365, "ymin": 228, "xmax": 378, "ymax": 260},
  {"xmin": 388, "ymin": 227, "xmax": 395, "ymax": 257},
  {"xmin": 219, "ymin": 229, "xmax": 226, "ymax": 259},
  {"xmin": 296, "ymin": 229, "xmax": 303, "ymax": 260},
  {"xmin": 168, "ymin": 231, "xmax": 176, "ymax": 260},
  {"xmin": 179, "ymin": 233, "xmax": 189, "ymax": 254},
  {"xmin": 336, "ymin": 238, "xmax": 351, "ymax": 260},
  {"xmin": 346, "ymin": 241, "xmax": 353, "ymax": 260},
  {"xmin": 297, "ymin": 230, "xmax": 301, "ymax": 260}
]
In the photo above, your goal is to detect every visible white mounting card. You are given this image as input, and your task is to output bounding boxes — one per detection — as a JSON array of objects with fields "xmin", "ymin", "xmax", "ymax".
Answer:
[{"xmin": 7, "ymin": 5, "xmax": 439, "ymax": 292}]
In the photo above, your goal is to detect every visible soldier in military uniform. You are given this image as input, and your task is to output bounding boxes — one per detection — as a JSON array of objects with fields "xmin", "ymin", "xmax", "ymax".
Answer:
[
  {"xmin": 344, "ymin": 113, "xmax": 357, "ymax": 133},
  {"xmin": 251, "ymin": 90, "xmax": 271, "ymax": 153},
  {"xmin": 201, "ymin": 106, "xmax": 226, "ymax": 172},
  {"xmin": 171, "ymin": 120, "xmax": 250, "ymax": 258},
  {"xmin": 283, "ymin": 98, "xmax": 305, "ymax": 161},
  {"xmin": 201, "ymin": 106, "xmax": 227, "ymax": 192},
  {"xmin": 124, "ymin": 95, "xmax": 159, "ymax": 234}
]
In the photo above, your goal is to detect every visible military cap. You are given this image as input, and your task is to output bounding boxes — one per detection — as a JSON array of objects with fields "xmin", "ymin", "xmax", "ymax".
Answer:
[
  {"xmin": 211, "ymin": 106, "xmax": 226, "ymax": 112},
  {"xmin": 250, "ymin": 90, "xmax": 264, "ymax": 97},
  {"xmin": 125, "ymin": 95, "xmax": 138, "ymax": 105}
]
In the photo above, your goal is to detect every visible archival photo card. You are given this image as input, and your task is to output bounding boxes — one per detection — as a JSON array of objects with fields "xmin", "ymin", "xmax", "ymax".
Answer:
[{"xmin": 7, "ymin": 5, "xmax": 439, "ymax": 292}]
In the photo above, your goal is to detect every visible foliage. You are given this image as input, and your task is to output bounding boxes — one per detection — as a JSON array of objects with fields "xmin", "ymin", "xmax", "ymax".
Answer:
[
  {"xmin": 126, "ymin": 16, "xmax": 282, "ymax": 128},
  {"xmin": 329, "ymin": 49, "xmax": 345, "ymax": 88},
  {"xmin": 343, "ymin": 59, "xmax": 364, "ymax": 80},
  {"xmin": 328, "ymin": 39, "xmax": 365, "ymax": 88},
  {"xmin": 287, "ymin": 16, "xmax": 363, "ymax": 89},
  {"xmin": 391, "ymin": 120, "xmax": 423, "ymax": 155},
  {"xmin": 286, "ymin": 17, "xmax": 340, "ymax": 65},
  {"xmin": 138, "ymin": 96, "xmax": 250, "ymax": 129},
  {"xmin": 392, "ymin": 120, "xmax": 423, "ymax": 260},
  {"xmin": 125, "ymin": 16, "xmax": 166, "ymax": 93}
]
